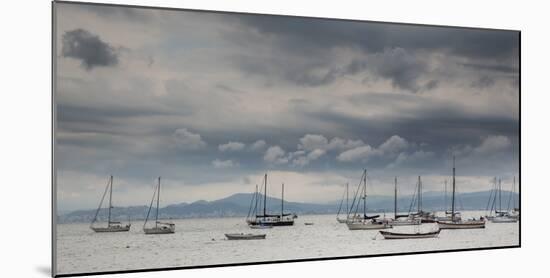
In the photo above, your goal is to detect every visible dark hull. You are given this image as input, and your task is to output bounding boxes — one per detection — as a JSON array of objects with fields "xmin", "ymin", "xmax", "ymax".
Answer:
[{"xmin": 247, "ymin": 220, "xmax": 294, "ymax": 226}]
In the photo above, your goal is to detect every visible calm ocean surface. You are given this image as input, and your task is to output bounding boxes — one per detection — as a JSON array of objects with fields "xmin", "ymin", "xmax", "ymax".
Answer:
[{"xmin": 56, "ymin": 211, "xmax": 519, "ymax": 275}]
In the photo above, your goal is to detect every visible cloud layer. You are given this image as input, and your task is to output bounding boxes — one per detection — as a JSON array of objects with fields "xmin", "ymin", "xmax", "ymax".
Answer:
[{"xmin": 54, "ymin": 3, "xmax": 519, "ymax": 210}]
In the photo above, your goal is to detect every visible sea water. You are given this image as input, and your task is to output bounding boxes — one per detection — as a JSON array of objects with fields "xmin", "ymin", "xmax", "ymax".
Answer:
[{"xmin": 56, "ymin": 211, "xmax": 519, "ymax": 275}]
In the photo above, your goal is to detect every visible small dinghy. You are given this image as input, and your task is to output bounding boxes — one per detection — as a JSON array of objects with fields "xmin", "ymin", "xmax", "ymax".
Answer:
[
  {"xmin": 225, "ymin": 233, "xmax": 266, "ymax": 240},
  {"xmin": 380, "ymin": 229, "xmax": 440, "ymax": 240},
  {"xmin": 304, "ymin": 222, "xmax": 314, "ymax": 225}
]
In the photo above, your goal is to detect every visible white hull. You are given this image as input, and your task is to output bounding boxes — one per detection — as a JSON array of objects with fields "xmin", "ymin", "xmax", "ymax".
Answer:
[
  {"xmin": 491, "ymin": 217, "xmax": 518, "ymax": 223},
  {"xmin": 336, "ymin": 218, "xmax": 348, "ymax": 223},
  {"xmin": 225, "ymin": 233, "xmax": 266, "ymax": 240},
  {"xmin": 437, "ymin": 221, "xmax": 485, "ymax": 229},
  {"xmin": 144, "ymin": 224, "xmax": 175, "ymax": 234},
  {"xmin": 347, "ymin": 221, "xmax": 392, "ymax": 230},
  {"xmin": 390, "ymin": 218, "xmax": 421, "ymax": 226},
  {"xmin": 91, "ymin": 225, "xmax": 131, "ymax": 233},
  {"xmin": 380, "ymin": 229, "xmax": 440, "ymax": 239}
]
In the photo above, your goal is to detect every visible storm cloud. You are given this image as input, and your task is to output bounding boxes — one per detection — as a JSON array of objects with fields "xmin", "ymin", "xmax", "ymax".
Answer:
[
  {"xmin": 61, "ymin": 28, "xmax": 119, "ymax": 70},
  {"xmin": 54, "ymin": 3, "xmax": 519, "ymax": 211}
]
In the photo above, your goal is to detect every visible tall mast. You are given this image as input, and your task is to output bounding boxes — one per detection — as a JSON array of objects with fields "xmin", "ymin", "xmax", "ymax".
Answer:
[
  {"xmin": 417, "ymin": 176, "xmax": 421, "ymax": 213},
  {"xmin": 108, "ymin": 175, "xmax": 113, "ymax": 224},
  {"xmin": 281, "ymin": 183, "xmax": 284, "ymax": 217},
  {"xmin": 394, "ymin": 177, "xmax": 397, "ymax": 219},
  {"xmin": 451, "ymin": 156, "xmax": 456, "ymax": 222},
  {"xmin": 263, "ymin": 173, "xmax": 267, "ymax": 216},
  {"xmin": 156, "ymin": 176, "xmax": 160, "ymax": 227},
  {"xmin": 255, "ymin": 184, "xmax": 258, "ymax": 216},
  {"xmin": 444, "ymin": 180, "xmax": 447, "ymax": 212},
  {"xmin": 498, "ymin": 178, "xmax": 502, "ymax": 212},
  {"xmin": 363, "ymin": 169, "xmax": 367, "ymax": 218},
  {"xmin": 346, "ymin": 182, "xmax": 349, "ymax": 215}
]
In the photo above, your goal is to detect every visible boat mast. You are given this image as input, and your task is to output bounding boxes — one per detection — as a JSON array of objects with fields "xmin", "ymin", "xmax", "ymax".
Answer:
[
  {"xmin": 498, "ymin": 178, "xmax": 502, "ymax": 212},
  {"xmin": 417, "ymin": 176, "xmax": 422, "ymax": 213},
  {"xmin": 363, "ymin": 169, "xmax": 367, "ymax": 218},
  {"xmin": 394, "ymin": 177, "xmax": 397, "ymax": 219},
  {"xmin": 156, "ymin": 176, "xmax": 160, "ymax": 228},
  {"xmin": 281, "ymin": 183, "xmax": 284, "ymax": 217},
  {"xmin": 263, "ymin": 173, "xmax": 267, "ymax": 216},
  {"xmin": 451, "ymin": 156, "xmax": 456, "ymax": 222},
  {"xmin": 444, "ymin": 180, "xmax": 447, "ymax": 212},
  {"xmin": 109, "ymin": 175, "xmax": 114, "ymax": 225},
  {"xmin": 346, "ymin": 182, "xmax": 349, "ymax": 216}
]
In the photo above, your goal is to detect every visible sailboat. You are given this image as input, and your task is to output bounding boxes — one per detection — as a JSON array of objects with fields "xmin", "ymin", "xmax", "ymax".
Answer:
[
  {"xmin": 336, "ymin": 183, "xmax": 350, "ymax": 223},
  {"xmin": 346, "ymin": 169, "xmax": 392, "ymax": 230},
  {"xmin": 391, "ymin": 177, "xmax": 421, "ymax": 226},
  {"xmin": 246, "ymin": 184, "xmax": 272, "ymax": 229},
  {"xmin": 247, "ymin": 173, "xmax": 295, "ymax": 227},
  {"xmin": 437, "ymin": 157, "xmax": 485, "ymax": 229},
  {"xmin": 436, "ymin": 180, "xmax": 462, "ymax": 222},
  {"xmin": 143, "ymin": 177, "xmax": 175, "ymax": 234},
  {"xmin": 409, "ymin": 176, "xmax": 436, "ymax": 223},
  {"xmin": 492, "ymin": 177, "xmax": 518, "ymax": 223},
  {"xmin": 90, "ymin": 176, "xmax": 131, "ymax": 232}
]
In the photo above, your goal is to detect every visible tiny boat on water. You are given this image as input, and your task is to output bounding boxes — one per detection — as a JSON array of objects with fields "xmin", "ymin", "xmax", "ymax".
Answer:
[
  {"xmin": 225, "ymin": 233, "xmax": 266, "ymax": 240},
  {"xmin": 380, "ymin": 229, "xmax": 440, "ymax": 240},
  {"xmin": 304, "ymin": 222, "xmax": 314, "ymax": 225}
]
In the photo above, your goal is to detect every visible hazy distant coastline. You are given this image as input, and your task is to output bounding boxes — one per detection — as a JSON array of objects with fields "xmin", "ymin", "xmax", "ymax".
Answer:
[{"xmin": 57, "ymin": 190, "xmax": 518, "ymax": 223}]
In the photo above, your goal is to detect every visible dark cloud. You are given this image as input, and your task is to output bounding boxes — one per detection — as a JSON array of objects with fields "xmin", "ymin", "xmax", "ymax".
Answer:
[
  {"xmin": 62, "ymin": 29, "xmax": 119, "ymax": 70},
  {"xmin": 471, "ymin": 76, "xmax": 495, "ymax": 89},
  {"xmin": 461, "ymin": 62, "xmax": 519, "ymax": 74},
  {"xmin": 235, "ymin": 14, "xmax": 519, "ymax": 59}
]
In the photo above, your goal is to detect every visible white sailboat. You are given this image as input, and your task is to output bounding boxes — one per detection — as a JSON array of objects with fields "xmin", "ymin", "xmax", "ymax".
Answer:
[
  {"xmin": 336, "ymin": 183, "xmax": 350, "ymax": 223},
  {"xmin": 436, "ymin": 180, "xmax": 462, "ymax": 222},
  {"xmin": 346, "ymin": 169, "xmax": 392, "ymax": 230},
  {"xmin": 143, "ymin": 177, "xmax": 175, "ymax": 234},
  {"xmin": 390, "ymin": 177, "xmax": 421, "ymax": 226},
  {"xmin": 437, "ymin": 157, "xmax": 485, "ymax": 229},
  {"xmin": 90, "ymin": 175, "xmax": 131, "ymax": 233},
  {"xmin": 409, "ymin": 176, "xmax": 436, "ymax": 223}
]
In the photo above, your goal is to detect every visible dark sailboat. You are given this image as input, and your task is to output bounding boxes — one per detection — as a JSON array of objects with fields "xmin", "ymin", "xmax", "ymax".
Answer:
[
  {"xmin": 246, "ymin": 173, "xmax": 295, "ymax": 227},
  {"xmin": 90, "ymin": 175, "xmax": 131, "ymax": 233}
]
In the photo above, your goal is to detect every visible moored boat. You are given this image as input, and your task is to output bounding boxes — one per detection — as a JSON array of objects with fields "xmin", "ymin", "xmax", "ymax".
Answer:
[
  {"xmin": 246, "ymin": 174, "xmax": 295, "ymax": 227},
  {"xmin": 225, "ymin": 233, "xmax": 266, "ymax": 240},
  {"xmin": 346, "ymin": 169, "xmax": 392, "ymax": 230},
  {"xmin": 143, "ymin": 177, "xmax": 175, "ymax": 234},
  {"xmin": 379, "ymin": 229, "xmax": 440, "ymax": 239},
  {"xmin": 437, "ymin": 157, "xmax": 486, "ymax": 230},
  {"xmin": 90, "ymin": 176, "xmax": 131, "ymax": 233}
]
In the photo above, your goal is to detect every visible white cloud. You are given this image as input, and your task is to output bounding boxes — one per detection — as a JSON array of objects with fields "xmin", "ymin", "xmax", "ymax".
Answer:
[
  {"xmin": 387, "ymin": 150, "xmax": 435, "ymax": 168},
  {"xmin": 249, "ymin": 140, "xmax": 267, "ymax": 151},
  {"xmin": 173, "ymin": 128, "xmax": 207, "ymax": 150},
  {"xmin": 298, "ymin": 134, "xmax": 328, "ymax": 151},
  {"xmin": 264, "ymin": 146, "xmax": 289, "ymax": 164},
  {"xmin": 378, "ymin": 135, "xmax": 409, "ymax": 154},
  {"xmin": 298, "ymin": 134, "xmax": 364, "ymax": 152},
  {"xmin": 337, "ymin": 145, "xmax": 377, "ymax": 162},
  {"xmin": 292, "ymin": 148, "xmax": 326, "ymax": 166},
  {"xmin": 211, "ymin": 159, "xmax": 239, "ymax": 168},
  {"xmin": 218, "ymin": 141, "xmax": 246, "ymax": 152},
  {"xmin": 451, "ymin": 135, "xmax": 512, "ymax": 156},
  {"xmin": 474, "ymin": 135, "xmax": 511, "ymax": 154}
]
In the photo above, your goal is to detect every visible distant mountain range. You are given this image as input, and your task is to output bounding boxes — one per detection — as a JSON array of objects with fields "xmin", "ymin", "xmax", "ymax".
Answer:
[{"xmin": 57, "ymin": 190, "xmax": 518, "ymax": 223}]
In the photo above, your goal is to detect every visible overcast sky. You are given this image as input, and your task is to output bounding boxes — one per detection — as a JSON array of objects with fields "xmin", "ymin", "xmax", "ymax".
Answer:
[{"xmin": 54, "ymin": 3, "xmax": 519, "ymax": 211}]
